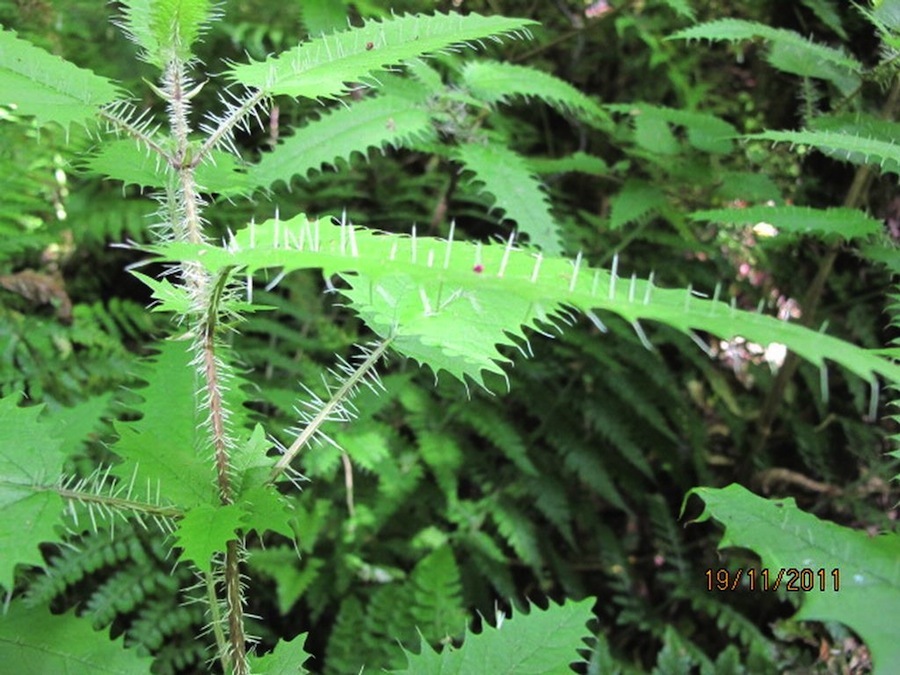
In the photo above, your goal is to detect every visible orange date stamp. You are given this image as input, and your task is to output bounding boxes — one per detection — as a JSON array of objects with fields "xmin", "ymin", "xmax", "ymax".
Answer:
[{"xmin": 705, "ymin": 567, "xmax": 841, "ymax": 592}]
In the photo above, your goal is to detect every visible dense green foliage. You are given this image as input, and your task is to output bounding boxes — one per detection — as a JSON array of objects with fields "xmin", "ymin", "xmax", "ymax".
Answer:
[{"xmin": 1, "ymin": 1, "xmax": 898, "ymax": 673}]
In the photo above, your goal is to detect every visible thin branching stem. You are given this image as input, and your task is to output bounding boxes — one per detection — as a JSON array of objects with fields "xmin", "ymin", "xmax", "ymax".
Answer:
[
  {"xmin": 204, "ymin": 571, "xmax": 231, "ymax": 673},
  {"xmin": 52, "ymin": 485, "xmax": 183, "ymax": 520},
  {"xmin": 195, "ymin": 89, "xmax": 267, "ymax": 167},
  {"xmin": 98, "ymin": 108, "xmax": 170, "ymax": 160},
  {"xmin": 269, "ymin": 338, "xmax": 393, "ymax": 483}
]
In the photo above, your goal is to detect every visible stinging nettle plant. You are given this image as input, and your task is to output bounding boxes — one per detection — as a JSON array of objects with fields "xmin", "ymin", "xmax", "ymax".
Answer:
[{"xmin": 1, "ymin": 1, "xmax": 899, "ymax": 673}]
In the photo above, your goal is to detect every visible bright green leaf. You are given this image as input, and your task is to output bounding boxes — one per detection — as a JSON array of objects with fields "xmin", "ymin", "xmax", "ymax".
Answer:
[
  {"xmin": 0, "ymin": 29, "xmax": 119, "ymax": 130},
  {"xmin": 173, "ymin": 502, "xmax": 243, "ymax": 571},
  {"xmin": 110, "ymin": 342, "xmax": 218, "ymax": 508},
  {"xmin": 145, "ymin": 215, "xmax": 900, "ymax": 391},
  {"xmin": 690, "ymin": 205, "xmax": 882, "ymax": 241},
  {"xmin": 228, "ymin": 12, "xmax": 536, "ymax": 100},
  {"xmin": 686, "ymin": 484, "xmax": 900, "ymax": 673},
  {"xmin": 0, "ymin": 602, "xmax": 153, "ymax": 673},
  {"xmin": 394, "ymin": 597, "xmax": 594, "ymax": 674},
  {"xmin": 456, "ymin": 142, "xmax": 562, "ymax": 253},
  {"xmin": 0, "ymin": 398, "xmax": 65, "ymax": 590},
  {"xmin": 249, "ymin": 633, "xmax": 312, "ymax": 674}
]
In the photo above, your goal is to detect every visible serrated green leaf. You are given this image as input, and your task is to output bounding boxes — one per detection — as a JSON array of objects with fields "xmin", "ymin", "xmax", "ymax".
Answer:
[
  {"xmin": 634, "ymin": 114, "xmax": 680, "ymax": 155},
  {"xmin": 232, "ymin": 423, "xmax": 272, "ymax": 490},
  {"xmin": 461, "ymin": 60, "xmax": 610, "ymax": 130},
  {"xmin": 110, "ymin": 342, "xmax": 218, "ymax": 508},
  {"xmin": 84, "ymin": 140, "xmax": 254, "ymax": 195},
  {"xmin": 144, "ymin": 215, "xmax": 900, "ymax": 389},
  {"xmin": 248, "ymin": 633, "xmax": 312, "ymax": 674},
  {"xmin": 807, "ymin": 114, "xmax": 900, "ymax": 174},
  {"xmin": 766, "ymin": 39, "xmax": 858, "ymax": 95},
  {"xmin": 686, "ymin": 484, "xmax": 900, "ymax": 673},
  {"xmin": 668, "ymin": 18, "xmax": 861, "ymax": 71},
  {"xmin": 690, "ymin": 205, "xmax": 881, "ymax": 240},
  {"xmin": 668, "ymin": 18, "xmax": 861, "ymax": 94},
  {"xmin": 44, "ymin": 393, "xmax": 114, "ymax": 455},
  {"xmin": 228, "ymin": 12, "xmax": 536, "ymax": 100},
  {"xmin": 713, "ymin": 171, "xmax": 782, "ymax": 203},
  {"xmin": 456, "ymin": 142, "xmax": 562, "ymax": 253},
  {"xmin": 0, "ymin": 398, "xmax": 65, "ymax": 590},
  {"xmin": 118, "ymin": 0, "xmax": 215, "ymax": 68},
  {"xmin": 131, "ymin": 272, "xmax": 192, "ymax": 314},
  {"xmin": 393, "ymin": 597, "xmax": 594, "ymax": 674},
  {"xmin": 237, "ymin": 485, "xmax": 296, "ymax": 541},
  {"xmin": 610, "ymin": 179, "xmax": 667, "ymax": 229},
  {"xmin": 243, "ymin": 91, "xmax": 435, "ymax": 194},
  {"xmin": 0, "ymin": 603, "xmax": 154, "ymax": 674},
  {"xmin": 609, "ymin": 103, "xmax": 737, "ymax": 155},
  {"xmin": 748, "ymin": 129, "xmax": 900, "ymax": 176},
  {"xmin": 174, "ymin": 502, "xmax": 243, "ymax": 571},
  {"xmin": 799, "ymin": 0, "xmax": 848, "ymax": 39},
  {"xmin": 659, "ymin": 0, "xmax": 696, "ymax": 20},
  {"xmin": 526, "ymin": 152, "xmax": 610, "ymax": 176},
  {"xmin": 0, "ymin": 29, "xmax": 119, "ymax": 130}
]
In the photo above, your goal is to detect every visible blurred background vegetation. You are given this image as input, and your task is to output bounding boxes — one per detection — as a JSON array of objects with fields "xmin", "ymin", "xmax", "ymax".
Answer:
[{"xmin": 1, "ymin": 0, "xmax": 897, "ymax": 672}]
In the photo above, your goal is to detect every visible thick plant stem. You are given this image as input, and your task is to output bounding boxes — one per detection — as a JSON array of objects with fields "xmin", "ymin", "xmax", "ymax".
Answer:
[
  {"xmin": 163, "ymin": 57, "xmax": 250, "ymax": 674},
  {"xmin": 225, "ymin": 540, "xmax": 248, "ymax": 675},
  {"xmin": 752, "ymin": 75, "xmax": 900, "ymax": 458}
]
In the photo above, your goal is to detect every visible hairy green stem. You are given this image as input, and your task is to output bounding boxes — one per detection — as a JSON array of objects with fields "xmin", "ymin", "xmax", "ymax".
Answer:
[
  {"xmin": 161, "ymin": 57, "xmax": 251, "ymax": 673},
  {"xmin": 204, "ymin": 571, "xmax": 230, "ymax": 674},
  {"xmin": 269, "ymin": 338, "xmax": 392, "ymax": 483},
  {"xmin": 53, "ymin": 485, "xmax": 183, "ymax": 520}
]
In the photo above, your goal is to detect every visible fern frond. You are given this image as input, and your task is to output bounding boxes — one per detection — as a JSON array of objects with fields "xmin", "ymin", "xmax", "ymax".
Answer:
[
  {"xmin": 452, "ymin": 403, "xmax": 537, "ymax": 475},
  {"xmin": 682, "ymin": 592, "xmax": 776, "ymax": 657},
  {"xmin": 455, "ymin": 142, "xmax": 563, "ymax": 253},
  {"xmin": 548, "ymin": 422, "xmax": 625, "ymax": 513},
  {"xmin": 84, "ymin": 557, "xmax": 166, "ymax": 629},
  {"xmin": 0, "ymin": 29, "xmax": 120, "ymax": 131},
  {"xmin": 408, "ymin": 546, "xmax": 467, "ymax": 644},
  {"xmin": 490, "ymin": 498, "xmax": 542, "ymax": 568},
  {"xmin": 461, "ymin": 60, "xmax": 610, "ymax": 130},
  {"xmin": 226, "ymin": 12, "xmax": 536, "ymax": 100},
  {"xmin": 26, "ymin": 524, "xmax": 147, "ymax": 606}
]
